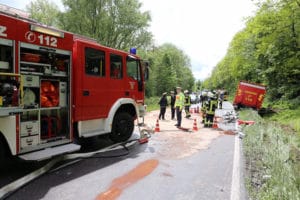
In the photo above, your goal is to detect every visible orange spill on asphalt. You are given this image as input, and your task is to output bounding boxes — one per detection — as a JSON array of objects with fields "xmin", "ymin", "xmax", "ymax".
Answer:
[
  {"xmin": 95, "ymin": 159, "xmax": 159, "ymax": 200},
  {"xmin": 223, "ymin": 130, "xmax": 236, "ymax": 135}
]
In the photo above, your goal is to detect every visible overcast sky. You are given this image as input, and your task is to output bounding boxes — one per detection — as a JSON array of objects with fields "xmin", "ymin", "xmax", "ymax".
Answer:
[{"xmin": 1, "ymin": 0, "xmax": 256, "ymax": 80}]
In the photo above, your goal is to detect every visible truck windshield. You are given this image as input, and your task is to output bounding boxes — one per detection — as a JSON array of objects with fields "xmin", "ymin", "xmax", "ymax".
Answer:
[{"xmin": 126, "ymin": 56, "xmax": 140, "ymax": 81}]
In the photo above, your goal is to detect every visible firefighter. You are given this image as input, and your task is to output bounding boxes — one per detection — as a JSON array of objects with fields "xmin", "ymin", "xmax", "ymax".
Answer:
[
  {"xmin": 170, "ymin": 91, "xmax": 176, "ymax": 120},
  {"xmin": 184, "ymin": 90, "xmax": 191, "ymax": 118},
  {"xmin": 201, "ymin": 91, "xmax": 208, "ymax": 123},
  {"xmin": 174, "ymin": 87, "xmax": 185, "ymax": 128},
  {"xmin": 158, "ymin": 92, "xmax": 168, "ymax": 120},
  {"xmin": 204, "ymin": 92, "xmax": 218, "ymax": 127},
  {"xmin": 218, "ymin": 88, "xmax": 225, "ymax": 109}
]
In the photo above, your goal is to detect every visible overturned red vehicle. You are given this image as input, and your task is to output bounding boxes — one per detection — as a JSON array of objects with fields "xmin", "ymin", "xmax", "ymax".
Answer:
[{"xmin": 233, "ymin": 81, "xmax": 266, "ymax": 110}]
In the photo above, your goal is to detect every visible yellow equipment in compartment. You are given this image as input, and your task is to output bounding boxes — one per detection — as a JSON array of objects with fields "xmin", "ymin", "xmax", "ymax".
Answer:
[{"xmin": 0, "ymin": 72, "xmax": 23, "ymax": 107}]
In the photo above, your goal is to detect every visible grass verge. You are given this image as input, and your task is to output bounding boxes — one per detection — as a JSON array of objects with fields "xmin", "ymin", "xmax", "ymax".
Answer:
[
  {"xmin": 145, "ymin": 96, "xmax": 160, "ymax": 111},
  {"xmin": 240, "ymin": 109, "xmax": 300, "ymax": 200}
]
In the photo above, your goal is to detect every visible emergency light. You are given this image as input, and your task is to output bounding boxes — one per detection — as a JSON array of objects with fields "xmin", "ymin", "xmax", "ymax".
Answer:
[{"xmin": 130, "ymin": 48, "xmax": 137, "ymax": 55}]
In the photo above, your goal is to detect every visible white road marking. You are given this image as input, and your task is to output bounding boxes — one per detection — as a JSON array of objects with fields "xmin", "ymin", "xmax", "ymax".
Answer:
[{"xmin": 230, "ymin": 134, "xmax": 240, "ymax": 200}]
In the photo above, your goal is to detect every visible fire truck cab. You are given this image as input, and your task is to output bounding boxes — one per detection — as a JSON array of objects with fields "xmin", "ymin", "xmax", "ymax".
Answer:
[
  {"xmin": 0, "ymin": 7, "xmax": 147, "ymax": 164},
  {"xmin": 73, "ymin": 38, "xmax": 145, "ymax": 141}
]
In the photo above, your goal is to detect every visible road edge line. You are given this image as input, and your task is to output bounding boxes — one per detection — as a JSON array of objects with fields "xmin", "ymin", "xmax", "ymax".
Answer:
[{"xmin": 230, "ymin": 134, "xmax": 240, "ymax": 200}]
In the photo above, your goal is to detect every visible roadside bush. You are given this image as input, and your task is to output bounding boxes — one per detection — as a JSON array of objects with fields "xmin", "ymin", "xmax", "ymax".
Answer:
[
  {"xmin": 145, "ymin": 96, "xmax": 160, "ymax": 111},
  {"xmin": 241, "ymin": 109, "xmax": 300, "ymax": 200}
]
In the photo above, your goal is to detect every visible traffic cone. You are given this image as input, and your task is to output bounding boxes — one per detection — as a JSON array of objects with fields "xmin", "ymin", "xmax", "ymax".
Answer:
[
  {"xmin": 193, "ymin": 118, "xmax": 198, "ymax": 131},
  {"xmin": 212, "ymin": 116, "xmax": 218, "ymax": 129},
  {"xmin": 190, "ymin": 108, "xmax": 193, "ymax": 114},
  {"xmin": 155, "ymin": 119, "xmax": 160, "ymax": 132}
]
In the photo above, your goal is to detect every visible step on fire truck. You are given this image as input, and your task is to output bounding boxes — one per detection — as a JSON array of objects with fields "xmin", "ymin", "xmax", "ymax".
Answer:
[{"xmin": 0, "ymin": 6, "xmax": 148, "ymax": 165}]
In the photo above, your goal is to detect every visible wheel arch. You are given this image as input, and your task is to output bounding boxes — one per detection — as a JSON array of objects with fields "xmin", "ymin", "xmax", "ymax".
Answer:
[
  {"xmin": 0, "ymin": 131, "xmax": 12, "ymax": 157},
  {"xmin": 105, "ymin": 98, "xmax": 138, "ymax": 133},
  {"xmin": 0, "ymin": 116, "xmax": 17, "ymax": 155}
]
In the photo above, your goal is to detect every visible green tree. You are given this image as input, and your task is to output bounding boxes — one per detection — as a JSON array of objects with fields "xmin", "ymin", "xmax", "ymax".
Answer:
[
  {"xmin": 194, "ymin": 80, "xmax": 202, "ymax": 91},
  {"xmin": 26, "ymin": 0, "xmax": 60, "ymax": 26},
  {"xmin": 59, "ymin": 0, "xmax": 153, "ymax": 50},
  {"xmin": 145, "ymin": 43, "xmax": 195, "ymax": 96},
  {"xmin": 204, "ymin": 0, "xmax": 300, "ymax": 100}
]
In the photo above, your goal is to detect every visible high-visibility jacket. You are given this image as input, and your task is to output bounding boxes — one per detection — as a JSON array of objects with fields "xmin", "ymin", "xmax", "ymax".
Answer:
[
  {"xmin": 206, "ymin": 99, "xmax": 218, "ymax": 115},
  {"xmin": 184, "ymin": 95, "xmax": 191, "ymax": 106},
  {"xmin": 175, "ymin": 92, "xmax": 185, "ymax": 109}
]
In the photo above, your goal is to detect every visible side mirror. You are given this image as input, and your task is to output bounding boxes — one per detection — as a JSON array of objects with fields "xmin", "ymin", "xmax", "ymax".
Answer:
[
  {"xmin": 142, "ymin": 60, "xmax": 149, "ymax": 81},
  {"xmin": 144, "ymin": 67, "xmax": 149, "ymax": 81}
]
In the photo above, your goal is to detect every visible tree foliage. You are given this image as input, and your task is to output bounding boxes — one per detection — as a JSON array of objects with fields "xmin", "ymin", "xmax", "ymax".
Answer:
[
  {"xmin": 26, "ymin": 0, "xmax": 153, "ymax": 50},
  {"xmin": 59, "ymin": 0, "xmax": 153, "ymax": 50},
  {"xmin": 26, "ymin": 0, "xmax": 60, "ymax": 26},
  {"xmin": 145, "ymin": 44, "xmax": 195, "ymax": 97},
  {"xmin": 204, "ymin": 0, "xmax": 300, "ymax": 100},
  {"xmin": 26, "ymin": 0, "xmax": 195, "ymax": 97}
]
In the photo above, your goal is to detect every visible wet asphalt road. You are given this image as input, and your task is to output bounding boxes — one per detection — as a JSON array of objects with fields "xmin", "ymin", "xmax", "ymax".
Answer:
[{"xmin": 0, "ymin": 102, "xmax": 246, "ymax": 200}]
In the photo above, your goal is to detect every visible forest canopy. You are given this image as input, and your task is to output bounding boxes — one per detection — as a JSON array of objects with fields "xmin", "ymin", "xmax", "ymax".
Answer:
[{"xmin": 203, "ymin": 0, "xmax": 300, "ymax": 101}]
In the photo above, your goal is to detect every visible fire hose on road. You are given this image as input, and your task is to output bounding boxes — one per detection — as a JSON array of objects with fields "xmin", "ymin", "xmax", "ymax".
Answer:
[{"xmin": 0, "ymin": 128, "xmax": 151, "ymax": 199}]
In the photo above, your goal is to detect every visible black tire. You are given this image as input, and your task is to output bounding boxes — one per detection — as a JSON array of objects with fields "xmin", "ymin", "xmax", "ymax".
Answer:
[
  {"xmin": 0, "ymin": 139, "xmax": 7, "ymax": 170},
  {"xmin": 110, "ymin": 112, "xmax": 134, "ymax": 143}
]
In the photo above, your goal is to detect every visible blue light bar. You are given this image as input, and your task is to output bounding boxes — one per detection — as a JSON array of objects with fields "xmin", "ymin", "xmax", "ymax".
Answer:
[{"xmin": 130, "ymin": 48, "xmax": 137, "ymax": 55}]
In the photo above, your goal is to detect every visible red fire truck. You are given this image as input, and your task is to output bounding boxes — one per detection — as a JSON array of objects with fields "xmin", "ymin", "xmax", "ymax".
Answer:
[
  {"xmin": 0, "ymin": 7, "xmax": 148, "ymax": 163},
  {"xmin": 233, "ymin": 81, "xmax": 266, "ymax": 110}
]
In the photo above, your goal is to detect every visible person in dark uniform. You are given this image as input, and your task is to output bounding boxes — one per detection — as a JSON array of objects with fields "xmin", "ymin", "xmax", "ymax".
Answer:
[
  {"xmin": 170, "ymin": 91, "xmax": 176, "ymax": 120},
  {"xmin": 158, "ymin": 92, "xmax": 168, "ymax": 120},
  {"xmin": 218, "ymin": 88, "xmax": 225, "ymax": 109},
  {"xmin": 184, "ymin": 90, "xmax": 191, "ymax": 118}
]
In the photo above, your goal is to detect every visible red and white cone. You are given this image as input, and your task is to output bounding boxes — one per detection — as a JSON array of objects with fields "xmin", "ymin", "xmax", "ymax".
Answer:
[
  {"xmin": 155, "ymin": 119, "xmax": 160, "ymax": 132},
  {"xmin": 212, "ymin": 116, "xmax": 218, "ymax": 129},
  {"xmin": 193, "ymin": 118, "xmax": 198, "ymax": 131}
]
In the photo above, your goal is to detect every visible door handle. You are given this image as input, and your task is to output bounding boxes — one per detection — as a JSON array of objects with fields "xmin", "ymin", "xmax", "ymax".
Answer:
[{"xmin": 83, "ymin": 90, "xmax": 90, "ymax": 96}]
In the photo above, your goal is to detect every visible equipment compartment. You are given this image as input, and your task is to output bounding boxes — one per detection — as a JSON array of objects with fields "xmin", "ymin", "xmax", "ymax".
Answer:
[
  {"xmin": 18, "ymin": 42, "xmax": 71, "ymax": 149},
  {"xmin": 40, "ymin": 108, "xmax": 69, "ymax": 141},
  {"xmin": 20, "ymin": 135, "xmax": 39, "ymax": 149},
  {"xmin": 23, "ymin": 87, "xmax": 39, "ymax": 108},
  {"xmin": 0, "ymin": 75, "xmax": 19, "ymax": 107},
  {"xmin": 0, "ymin": 41, "xmax": 13, "ymax": 73},
  {"xmin": 40, "ymin": 80, "xmax": 59, "ymax": 107},
  {"xmin": 20, "ymin": 121, "xmax": 39, "ymax": 137},
  {"xmin": 20, "ymin": 45, "xmax": 69, "ymax": 77}
]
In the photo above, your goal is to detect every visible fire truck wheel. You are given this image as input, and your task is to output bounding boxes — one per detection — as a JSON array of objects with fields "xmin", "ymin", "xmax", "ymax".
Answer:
[
  {"xmin": 110, "ymin": 112, "xmax": 134, "ymax": 143},
  {"xmin": 0, "ymin": 139, "xmax": 7, "ymax": 169}
]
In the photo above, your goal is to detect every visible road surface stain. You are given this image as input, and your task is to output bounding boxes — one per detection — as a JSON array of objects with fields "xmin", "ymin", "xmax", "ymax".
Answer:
[
  {"xmin": 145, "ymin": 110, "xmax": 221, "ymax": 159},
  {"xmin": 222, "ymin": 130, "xmax": 236, "ymax": 135},
  {"xmin": 162, "ymin": 172, "xmax": 173, "ymax": 177},
  {"xmin": 95, "ymin": 159, "xmax": 159, "ymax": 200}
]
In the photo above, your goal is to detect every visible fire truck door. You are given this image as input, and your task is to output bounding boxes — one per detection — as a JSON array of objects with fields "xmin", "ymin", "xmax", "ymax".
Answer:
[
  {"xmin": 80, "ymin": 47, "xmax": 108, "ymax": 120},
  {"xmin": 126, "ymin": 56, "xmax": 143, "ymax": 100}
]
